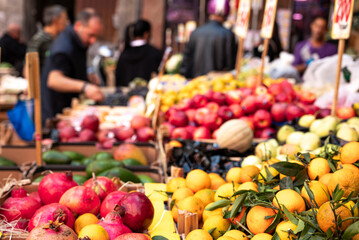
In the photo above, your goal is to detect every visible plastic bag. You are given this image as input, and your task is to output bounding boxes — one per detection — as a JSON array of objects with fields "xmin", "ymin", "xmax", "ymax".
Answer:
[
  {"xmin": 266, "ymin": 52, "xmax": 301, "ymax": 83},
  {"xmin": 7, "ymin": 100, "xmax": 35, "ymax": 141}
]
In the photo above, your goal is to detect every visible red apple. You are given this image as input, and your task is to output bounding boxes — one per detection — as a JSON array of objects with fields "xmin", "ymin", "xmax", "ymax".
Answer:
[
  {"xmin": 286, "ymin": 104, "xmax": 305, "ymax": 121},
  {"xmin": 226, "ymin": 90, "xmax": 244, "ymax": 105},
  {"xmin": 255, "ymin": 93, "xmax": 275, "ymax": 110},
  {"xmin": 193, "ymin": 127, "xmax": 212, "ymax": 140},
  {"xmin": 171, "ymin": 127, "xmax": 192, "ymax": 140},
  {"xmin": 254, "ymin": 129, "xmax": 263, "ymax": 138},
  {"xmin": 165, "ymin": 107, "xmax": 179, "ymax": 121},
  {"xmin": 253, "ymin": 109, "xmax": 272, "ymax": 129},
  {"xmin": 239, "ymin": 87, "xmax": 253, "ymax": 98},
  {"xmin": 229, "ymin": 103, "xmax": 244, "ymax": 118},
  {"xmin": 245, "ymin": 75, "xmax": 261, "ymax": 88},
  {"xmin": 317, "ymin": 108, "xmax": 331, "ymax": 119},
  {"xmin": 56, "ymin": 120, "xmax": 71, "ymax": 130},
  {"xmin": 136, "ymin": 127, "xmax": 155, "ymax": 142},
  {"xmin": 217, "ymin": 106, "xmax": 234, "ymax": 122},
  {"xmin": 205, "ymin": 102, "xmax": 220, "ymax": 113},
  {"xmin": 169, "ymin": 110, "xmax": 189, "ymax": 127},
  {"xmin": 81, "ymin": 114, "xmax": 100, "ymax": 132},
  {"xmin": 195, "ymin": 108, "xmax": 210, "ymax": 126},
  {"xmin": 114, "ymin": 126, "xmax": 135, "ymax": 141},
  {"xmin": 160, "ymin": 122, "xmax": 175, "ymax": 136},
  {"xmin": 254, "ymin": 85, "xmax": 268, "ymax": 95},
  {"xmin": 239, "ymin": 116, "xmax": 255, "ymax": 130},
  {"xmin": 268, "ymin": 82, "xmax": 283, "ymax": 96},
  {"xmin": 204, "ymin": 90, "xmax": 215, "ymax": 101},
  {"xmin": 192, "ymin": 94, "xmax": 208, "ymax": 108},
  {"xmin": 260, "ymin": 127, "xmax": 277, "ymax": 139},
  {"xmin": 176, "ymin": 98, "xmax": 193, "ymax": 111},
  {"xmin": 59, "ymin": 126, "xmax": 77, "ymax": 142},
  {"xmin": 280, "ymin": 80, "xmax": 297, "ymax": 100},
  {"xmin": 212, "ymin": 92, "xmax": 227, "ymax": 105},
  {"xmin": 96, "ymin": 129, "xmax": 112, "ymax": 143},
  {"xmin": 271, "ymin": 102, "xmax": 288, "ymax": 122},
  {"xmin": 337, "ymin": 107, "xmax": 356, "ymax": 119},
  {"xmin": 131, "ymin": 115, "xmax": 150, "ymax": 130},
  {"xmin": 203, "ymin": 112, "xmax": 223, "ymax": 131},
  {"xmin": 298, "ymin": 90, "xmax": 316, "ymax": 105},
  {"xmin": 275, "ymin": 92, "xmax": 292, "ymax": 103},
  {"xmin": 79, "ymin": 129, "xmax": 97, "ymax": 142},
  {"xmin": 185, "ymin": 109, "xmax": 197, "ymax": 123},
  {"xmin": 241, "ymin": 95, "xmax": 257, "ymax": 114},
  {"xmin": 185, "ymin": 125, "xmax": 196, "ymax": 134}
]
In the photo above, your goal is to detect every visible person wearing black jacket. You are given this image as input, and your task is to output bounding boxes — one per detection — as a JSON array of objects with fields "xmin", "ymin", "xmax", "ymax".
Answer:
[
  {"xmin": 115, "ymin": 19, "xmax": 162, "ymax": 86},
  {"xmin": 180, "ymin": 0, "xmax": 236, "ymax": 78}
]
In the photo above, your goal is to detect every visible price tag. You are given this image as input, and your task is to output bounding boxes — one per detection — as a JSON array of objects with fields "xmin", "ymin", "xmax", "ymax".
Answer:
[
  {"xmin": 235, "ymin": 0, "xmax": 251, "ymax": 38},
  {"xmin": 331, "ymin": 0, "xmax": 354, "ymax": 39},
  {"xmin": 260, "ymin": 0, "xmax": 278, "ymax": 39}
]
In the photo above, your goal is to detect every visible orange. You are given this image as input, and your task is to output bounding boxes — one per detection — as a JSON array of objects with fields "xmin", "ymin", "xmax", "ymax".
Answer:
[
  {"xmin": 338, "ymin": 163, "xmax": 359, "ymax": 172},
  {"xmin": 238, "ymin": 182, "xmax": 258, "ymax": 192},
  {"xmin": 74, "ymin": 213, "xmax": 99, "ymax": 234},
  {"xmin": 246, "ymin": 206, "xmax": 277, "ymax": 235},
  {"xmin": 327, "ymin": 168, "xmax": 359, "ymax": 197},
  {"xmin": 217, "ymin": 237, "xmax": 236, "ymax": 240},
  {"xmin": 172, "ymin": 187, "xmax": 193, "ymax": 202},
  {"xmin": 301, "ymin": 180, "xmax": 329, "ymax": 207},
  {"xmin": 353, "ymin": 234, "xmax": 359, "ymax": 240},
  {"xmin": 203, "ymin": 215, "xmax": 231, "ymax": 239},
  {"xmin": 344, "ymin": 200, "xmax": 359, "ymax": 217},
  {"xmin": 209, "ymin": 173, "xmax": 226, "ymax": 190},
  {"xmin": 275, "ymin": 220, "xmax": 297, "ymax": 240},
  {"xmin": 226, "ymin": 167, "xmax": 242, "ymax": 183},
  {"xmin": 273, "ymin": 189, "xmax": 306, "ymax": 213},
  {"xmin": 307, "ymin": 157, "xmax": 331, "ymax": 180},
  {"xmin": 186, "ymin": 229, "xmax": 213, "ymax": 240},
  {"xmin": 194, "ymin": 189, "xmax": 215, "ymax": 207},
  {"xmin": 214, "ymin": 182, "xmax": 240, "ymax": 201},
  {"xmin": 317, "ymin": 201, "xmax": 353, "ymax": 233},
  {"xmin": 166, "ymin": 177, "xmax": 186, "ymax": 192},
  {"xmin": 223, "ymin": 230, "xmax": 248, "ymax": 240},
  {"xmin": 340, "ymin": 141, "xmax": 359, "ymax": 164},
  {"xmin": 251, "ymin": 233, "xmax": 273, "ymax": 240},
  {"xmin": 186, "ymin": 169, "xmax": 211, "ymax": 192},
  {"xmin": 258, "ymin": 166, "xmax": 279, "ymax": 183},
  {"xmin": 240, "ymin": 165, "xmax": 260, "ymax": 183},
  {"xmin": 78, "ymin": 224, "xmax": 109, "ymax": 240},
  {"xmin": 279, "ymin": 160, "xmax": 305, "ymax": 181},
  {"xmin": 319, "ymin": 173, "xmax": 333, "ymax": 187},
  {"xmin": 203, "ymin": 202, "xmax": 223, "ymax": 222},
  {"xmin": 177, "ymin": 196, "xmax": 204, "ymax": 221},
  {"xmin": 228, "ymin": 206, "xmax": 247, "ymax": 225},
  {"xmin": 168, "ymin": 140, "xmax": 182, "ymax": 148}
]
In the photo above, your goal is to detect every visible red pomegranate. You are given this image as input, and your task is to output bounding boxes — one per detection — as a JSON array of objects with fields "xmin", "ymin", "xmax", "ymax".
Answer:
[
  {"xmin": 38, "ymin": 172, "xmax": 78, "ymax": 205},
  {"xmin": 83, "ymin": 176, "xmax": 117, "ymax": 201},
  {"xmin": 114, "ymin": 233, "xmax": 151, "ymax": 240},
  {"xmin": 29, "ymin": 191, "xmax": 41, "ymax": 205},
  {"xmin": 27, "ymin": 220, "xmax": 77, "ymax": 240},
  {"xmin": 59, "ymin": 186, "xmax": 101, "ymax": 217},
  {"xmin": 81, "ymin": 114, "xmax": 100, "ymax": 132},
  {"xmin": 98, "ymin": 206, "xmax": 132, "ymax": 240},
  {"xmin": 117, "ymin": 192, "xmax": 154, "ymax": 232},
  {"xmin": 100, "ymin": 191, "xmax": 127, "ymax": 218},
  {"xmin": 28, "ymin": 203, "xmax": 75, "ymax": 231},
  {"xmin": 59, "ymin": 126, "xmax": 77, "ymax": 142},
  {"xmin": 0, "ymin": 187, "xmax": 41, "ymax": 227}
]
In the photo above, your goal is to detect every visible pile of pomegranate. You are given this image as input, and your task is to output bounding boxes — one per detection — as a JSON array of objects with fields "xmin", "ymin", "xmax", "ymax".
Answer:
[{"xmin": 0, "ymin": 172, "xmax": 154, "ymax": 240}]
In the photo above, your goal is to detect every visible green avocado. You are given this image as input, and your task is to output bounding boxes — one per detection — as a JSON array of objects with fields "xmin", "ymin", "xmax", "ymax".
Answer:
[
  {"xmin": 70, "ymin": 160, "xmax": 83, "ymax": 166},
  {"xmin": 90, "ymin": 152, "xmax": 113, "ymax": 161},
  {"xmin": 62, "ymin": 151, "xmax": 86, "ymax": 161},
  {"xmin": 33, "ymin": 175, "xmax": 45, "ymax": 183},
  {"xmin": 137, "ymin": 174, "xmax": 156, "ymax": 184},
  {"xmin": 98, "ymin": 167, "xmax": 141, "ymax": 183},
  {"xmin": 82, "ymin": 157, "xmax": 95, "ymax": 166},
  {"xmin": 73, "ymin": 175, "xmax": 88, "ymax": 185},
  {"xmin": 122, "ymin": 158, "xmax": 143, "ymax": 166},
  {"xmin": 0, "ymin": 156, "xmax": 17, "ymax": 166},
  {"xmin": 86, "ymin": 159, "xmax": 124, "ymax": 177},
  {"xmin": 43, "ymin": 150, "xmax": 71, "ymax": 164}
]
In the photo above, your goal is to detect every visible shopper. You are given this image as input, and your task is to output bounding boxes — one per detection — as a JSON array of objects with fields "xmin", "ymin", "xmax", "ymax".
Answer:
[
  {"xmin": 115, "ymin": 19, "xmax": 162, "ymax": 86},
  {"xmin": 41, "ymin": 10, "xmax": 104, "ymax": 125},
  {"xmin": 293, "ymin": 16, "xmax": 337, "ymax": 75},
  {"xmin": 180, "ymin": 0, "xmax": 236, "ymax": 78},
  {"xmin": 26, "ymin": 5, "xmax": 68, "ymax": 72},
  {"xmin": 0, "ymin": 22, "xmax": 26, "ymax": 75}
]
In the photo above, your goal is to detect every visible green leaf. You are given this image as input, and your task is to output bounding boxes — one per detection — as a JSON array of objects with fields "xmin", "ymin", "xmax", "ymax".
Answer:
[
  {"xmin": 299, "ymin": 225, "xmax": 316, "ymax": 240},
  {"xmin": 265, "ymin": 211, "xmax": 282, "ymax": 233},
  {"xmin": 281, "ymin": 205, "xmax": 298, "ymax": 225},
  {"xmin": 271, "ymin": 162, "xmax": 305, "ymax": 177},
  {"xmin": 264, "ymin": 166, "xmax": 274, "ymax": 182},
  {"xmin": 342, "ymin": 220, "xmax": 359, "ymax": 240},
  {"xmin": 272, "ymin": 232, "xmax": 281, "ymax": 240},
  {"xmin": 208, "ymin": 227, "xmax": 216, "ymax": 234},
  {"xmin": 327, "ymin": 159, "xmax": 337, "ymax": 173},
  {"xmin": 279, "ymin": 176, "xmax": 294, "ymax": 190},
  {"xmin": 229, "ymin": 193, "xmax": 247, "ymax": 218},
  {"xmin": 293, "ymin": 169, "xmax": 308, "ymax": 187},
  {"xmin": 333, "ymin": 188, "xmax": 344, "ymax": 203},
  {"xmin": 152, "ymin": 236, "xmax": 169, "ymax": 240},
  {"xmin": 170, "ymin": 199, "xmax": 175, "ymax": 210},
  {"xmin": 294, "ymin": 219, "xmax": 305, "ymax": 234},
  {"xmin": 303, "ymin": 181, "xmax": 318, "ymax": 208},
  {"xmin": 298, "ymin": 152, "xmax": 312, "ymax": 164},
  {"xmin": 205, "ymin": 199, "xmax": 231, "ymax": 211}
]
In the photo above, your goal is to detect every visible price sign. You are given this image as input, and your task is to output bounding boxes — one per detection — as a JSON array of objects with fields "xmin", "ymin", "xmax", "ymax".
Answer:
[
  {"xmin": 332, "ymin": 0, "xmax": 354, "ymax": 39},
  {"xmin": 260, "ymin": 0, "xmax": 278, "ymax": 39},
  {"xmin": 235, "ymin": 0, "xmax": 251, "ymax": 38}
]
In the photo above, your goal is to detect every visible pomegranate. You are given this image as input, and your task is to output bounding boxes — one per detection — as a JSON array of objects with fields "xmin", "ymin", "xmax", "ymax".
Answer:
[
  {"xmin": 100, "ymin": 191, "xmax": 127, "ymax": 218},
  {"xmin": 117, "ymin": 192, "xmax": 154, "ymax": 232},
  {"xmin": 27, "ymin": 220, "xmax": 77, "ymax": 240},
  {"xmin": 98, "ymin": 206, "xmax": 132, "ymax": 240},
  {"xmin": 114, "ymin": 233, "xmax": 151, "ymax": 240},
  {"xmin": 81, "ymin": 114, "xmax": 100, "ymax": 132},
  {"xmin": 0, "ymin": 187, "xmax": 41, "ymax": 227},
  {"xmin": 28, "ymin": 203, "xmax": 75, "ymax": 231},
  {"xmin": 83, "ymin": 176, "xmax": 117, "ymax": 201},
  {"xmin": 59, "ymin": 126, "xmax": 77, "ymax": 142},
  {"xmin": 130, "ymin": 115, "xmax": 150, "ymax": 130},
  {"xmin": 38, "ymin": 172, "xmax": 78, "ymax": 205},
  {"xmin": 29, "ymin": 191, "xmax": 41, "ymax": 205},
  {"xmin": 59, "ymin": 186, "xmax": 101, "ymax": 217}
]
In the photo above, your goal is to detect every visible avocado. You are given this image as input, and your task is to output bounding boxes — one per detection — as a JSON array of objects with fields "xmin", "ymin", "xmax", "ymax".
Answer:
[
  {"xmin": 33, "ymin": 175, "xmax": 45, "ymax": 183},
  {"xmin": 98, "ymin": 167, "xmax": 141, "ymax": 183},
  {"xmin": 82, "ymin": 157, "xmax": 95, "ymax": 166},
  {"xmin": 63, "ymin": 151, "xmax": 86, "ymax": 161},
  {"xmin": 90, "ymin": 152, "xmax": 113, "ymax": 161},
  {"xmin": 86, "ymin": 159, "xmax": 124, "ymax": 177},
  {"xmin": 137, "ymin": 174, "xmax": 156, "ymax": 184},
  {"xmin": 73, "ymin": 175, "xmax": 88, "ymax": 185},
  {"xmin": 43, "ymin": 150, "xmax": 71, "ymax": 164},
  {"xmin": 70, "ymin": 160, "xmax": 83, "ymax": 166},
  {"xmin": 0, "ymin": 156, "xmax": 17, "ymax": 166},
  {"xmin": 122, "ymin": 158, "xmax": 143, "ymax": 166}
]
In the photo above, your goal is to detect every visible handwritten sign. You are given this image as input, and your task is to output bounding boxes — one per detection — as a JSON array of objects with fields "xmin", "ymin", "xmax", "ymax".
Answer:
[
  {"xmin": 260, "ymin": 0, "xmax": 278, "ymax": 39},
  {"xmin": 235, "ymin": 0, "xmax": 251, "ymax": 38},
  {"xmin": 332, "ymin": 0, "xmax": 354, "ymax": 39}
]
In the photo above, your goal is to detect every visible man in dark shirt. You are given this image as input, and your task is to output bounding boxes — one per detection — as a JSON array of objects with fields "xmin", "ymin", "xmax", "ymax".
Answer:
[
  {"xmin": 26, "ymin": 5, "xmax": 68, "ymax": 71},
  {"xmin": 180, "ymin": 0, "xmax": 236, "ymax": 78},
  {"xmin": 0, "ymin": 23, "xmax": 26, "ymax": 75},
  {"xmin": 41, "ymin": 10, "xmax": 104, "ymax": 125}
]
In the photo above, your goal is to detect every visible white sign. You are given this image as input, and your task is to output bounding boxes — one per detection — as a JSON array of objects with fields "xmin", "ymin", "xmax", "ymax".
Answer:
[
  {"xmin": 235, "ymin": 0, "xmax": 251, "ymax": 38},
  {"xmin": 332, "ymin": 0, "xmax": 354, "ymax": 39},
  {"xmin": 260, "ymin": 0, "xmax": 278, "ymax": 39}
]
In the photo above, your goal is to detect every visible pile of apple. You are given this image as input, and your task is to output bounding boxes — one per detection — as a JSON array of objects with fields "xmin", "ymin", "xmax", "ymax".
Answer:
[
  {"xmin": 57, "ymin": 114, "xmax": 155, "ymax": 145},
  {"xmin": 162, "ymin": 79, "xmax": 322, "ymax": 140}
]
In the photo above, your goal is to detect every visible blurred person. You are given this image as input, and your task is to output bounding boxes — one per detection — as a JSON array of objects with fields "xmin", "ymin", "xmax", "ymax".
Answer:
[
  {"xmin": 41, "ymin": 10, "xmax": 104, "ymax": 125},
  {"xmin": 0, "ymin": 22, "xmax": 26, "ymax": 74},
  {"xmin": 180, "ymin": 0, "xmax": 236, "ymax": 78},
  {"xmin": 253, "ymin": 21, "xmax": 282, "ymax": 61},
  {"xmin": 293, "ymin": 16, "xmax": 337, "ymax": 75},
  {"xmin": 115, "ymin": 19, "xmax": 162, "ymax": 86},
  {"xmin": 26, "ymin": 5, "xmax": 68, "ymax": 72}
]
